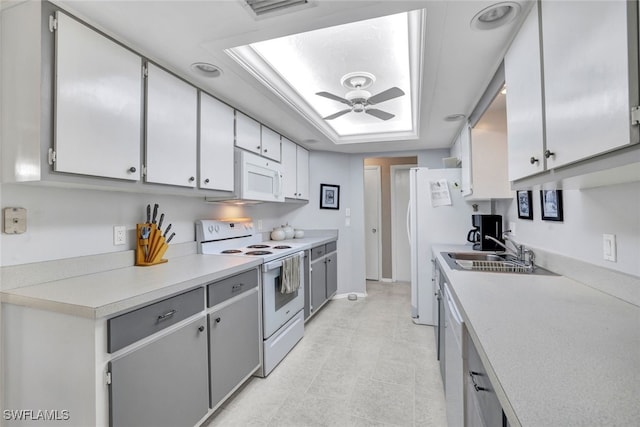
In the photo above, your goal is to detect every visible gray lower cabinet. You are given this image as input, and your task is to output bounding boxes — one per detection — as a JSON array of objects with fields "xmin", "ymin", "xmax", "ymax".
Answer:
[
  {"xmin": 466, "ymin": 331, "xmax": 507, "ymax": 427},
  {"xmin": 308, "ymin": 242, "xmax": 338, "ymax": 318},
  {"xmin": 208, "ymin": 286, "xmax": 260, "ymax": 409},
  {"xmin": 108, "ymin": 315, "xmax": 209, "ymax": 427}
]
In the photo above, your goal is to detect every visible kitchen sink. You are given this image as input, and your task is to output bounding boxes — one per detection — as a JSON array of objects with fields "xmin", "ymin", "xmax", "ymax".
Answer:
[{"xmin": 441, "ymin": 252, "xmax": 558, "ymax": 276}]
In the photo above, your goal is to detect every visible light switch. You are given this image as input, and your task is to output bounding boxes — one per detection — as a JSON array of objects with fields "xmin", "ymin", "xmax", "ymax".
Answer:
[
  {"xmin": 603, "ymin": 234, "xmax": 616, "ymax": 262},
  {"xmin": 345, "ymin": 208, "xmax": 351, "ymax": 217},
  {"xmin": 3, "ymin": 207, "xmax": 27, "ymax": 234}
]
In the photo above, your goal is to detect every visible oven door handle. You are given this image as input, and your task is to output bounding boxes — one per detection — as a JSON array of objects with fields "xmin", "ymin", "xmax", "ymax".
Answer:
[{"xmin": 263, "ymin": 251, "xmax": 305, "ymax": 272}]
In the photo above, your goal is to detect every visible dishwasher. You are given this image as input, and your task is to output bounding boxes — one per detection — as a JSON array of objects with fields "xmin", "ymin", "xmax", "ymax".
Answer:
[{"xmin": 444, "ymin": 282, "xmax": 465, "ymax": 427}]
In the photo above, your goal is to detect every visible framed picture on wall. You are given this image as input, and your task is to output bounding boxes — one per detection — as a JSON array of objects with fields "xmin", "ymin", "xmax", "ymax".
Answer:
[
  {"xmin": 516, "ymin": 190, "xmax": 533, "ymax": 220},
  {"xmin": 540, "ymin": 189, "xmax": 564, "ymax": 221},
  {"xmin": 320, "ymin": 184, "xmax": 340, "ymax": 210}
]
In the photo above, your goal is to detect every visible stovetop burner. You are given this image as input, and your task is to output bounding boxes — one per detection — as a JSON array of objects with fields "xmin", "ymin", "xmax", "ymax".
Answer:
[
  {"xmin": 247, "ymin": 244, "xmax": 270, "ymax": 249},
  {"xmin": 221, "ymin": 249, "xmax": 242, "ymax": 254},
  {"xmin": 245, "ymin": 250, "xmax": 273, "ymax": 256},
  {"xmin": 273, "ymin": 245, "xmax": 292, "ymax": 249}
]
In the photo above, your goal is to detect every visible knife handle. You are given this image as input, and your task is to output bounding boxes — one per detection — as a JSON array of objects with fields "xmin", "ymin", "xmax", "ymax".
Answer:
[
  {"xmin": 158, "ymin": 213, "xmax": 164, "ymax": 229},
  {"xmin": 163, "ymin": 223, "xmax": 172, "ymax": 237},
  {"xmin": 146, "ymin": 204, "xmax": 151, "ymax": 224},
  {"xmin": 152, "ymin": 204, "xmax": 159, "ymax": 224}
]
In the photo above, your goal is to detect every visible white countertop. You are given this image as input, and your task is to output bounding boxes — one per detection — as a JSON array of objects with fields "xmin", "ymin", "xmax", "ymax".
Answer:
[
  {"xmin": 0, "ymin": 234, "xmax": 338, "ymax": 319},
  {"xmin": 433, "ymin": 244, "xmax": 640, "ymax": 426}
]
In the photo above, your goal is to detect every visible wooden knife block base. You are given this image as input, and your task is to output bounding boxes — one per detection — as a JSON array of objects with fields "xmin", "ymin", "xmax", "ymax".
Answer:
[{"xmin": 135, "ymin": 223, "xmax": 169, "ymax": 267}]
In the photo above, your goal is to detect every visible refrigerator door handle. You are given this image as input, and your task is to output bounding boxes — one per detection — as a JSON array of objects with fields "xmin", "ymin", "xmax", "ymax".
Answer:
[{"xmin": 406, "ymin": 201, "xmax": 411, "ymax": 242}]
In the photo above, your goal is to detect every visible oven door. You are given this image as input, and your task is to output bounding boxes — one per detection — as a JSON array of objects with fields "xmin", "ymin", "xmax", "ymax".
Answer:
[{"xmin": 262, "ymin": 252, "xmax": 305, "ymax": 338}]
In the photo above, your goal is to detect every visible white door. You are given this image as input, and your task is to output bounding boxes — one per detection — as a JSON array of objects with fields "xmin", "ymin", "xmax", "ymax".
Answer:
[
  {"xmin": 281, "ymin": 138, "xmax": 297, "ymax": 198},
  {"xmin": 391, "ymin": 165, "xmax": 413, "ymax": 282},
  {"xmin": 235, "ymin": 112, "xmax": 261, "ymax": 155},
  {"xmin": 260, "ymin": 126, "xmax": 281, "ymax": 162},
  {"xmin": 295, "ymin": 146, "xmax": 309, "ymax": 200},
  {"xmin": 364, "ymin": 166, "xmax": 381, "ymax": 281}
]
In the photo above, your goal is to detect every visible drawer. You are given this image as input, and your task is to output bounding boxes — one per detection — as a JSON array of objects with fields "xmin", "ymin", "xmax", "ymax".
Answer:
[
  {"xmin": 325, "ymin": 241, "xmax": 337, "ymax": 254},
  {"xmin": 207, "ymin": 268, "xmax": 259, "ymax": 308},
  {"xmin": 311, "ymin": 245, "xmax": 326, "ymax": 261},
  {"xmin": 108, "ymin": 287, "xmax": 204, "ymax": 353}
]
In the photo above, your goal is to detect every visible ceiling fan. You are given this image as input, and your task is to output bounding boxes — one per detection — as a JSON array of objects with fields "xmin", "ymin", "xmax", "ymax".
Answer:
[{"xmin": 316, "ymin": 72, "xmax": 405, "ymax": 121}]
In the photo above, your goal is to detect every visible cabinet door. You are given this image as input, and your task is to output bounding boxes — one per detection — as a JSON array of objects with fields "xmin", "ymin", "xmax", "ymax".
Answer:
[
  {"xmin": 146, "ymin": 64, "xmax": 198, "ymax": 187},
  {"xmin": 54, "ymin": 12, "xmax": 142, "ymax": 181},
  {"xmin": 505, "ymin": 2, "xmax": 545, "ymax": 180},
  {"xmin": 296, "ymin": 145, "xmax": 310, "ymax": 200},
  {"xmin": 109, "ymin": 316, "xmax": 208, "ymax": 427},
  {"xmin": 200, "ymin": 93, "xmax": 234, "ymax": 191},
  {"xmin": 281, "ymin": 138, "xmax": 298, "ymax": 198},
  {"xmin": 235, "ymin": 112, "xmax": 261, "ymax": 155},
  {"xmin": 541, "ymin": 0, "xmax": 639, "ymax": 168},
  {"xmin": 325, "ymin": 252, "xmax": 337, "ymax": 298},
  {"xmin": 261, "ymin": 126, "xmax": 281, "ymax": 162},
  {"xmin": 310, "ymin": 259, "xmax": 326, "ymax": 312},
  {"xmin": 209, "ymin": 289, "xmax": 260, "ymax": 409}
]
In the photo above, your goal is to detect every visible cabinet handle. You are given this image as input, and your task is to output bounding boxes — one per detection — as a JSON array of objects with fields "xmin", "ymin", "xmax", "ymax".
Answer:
[
  {"xmin": 544, "ymin": 150, "xmax": 555, "ymax": 159},
  {"xmin": 256, "ymin": 146, "xmax": 261, "ymax": 150},
  {"xmin": 204, "ymin": 178, "xmax": 210, "ymax": 184},
  {"xmin": 264, "ymin": 148, "xmax": 268, "ymax": 153},
  {"xmin": 232, "ymin": 283, "xmax": 243, "ymax": 292},
  {"xmin": 157, "ymin": 309, "xmax": 176, "ymax": 322},
  {"xmin": 529, "ymin": 157, "xmax": 539, "ymax": 165},
  {"xmin": 189, "ymin": 176, "xmax": 195, "ymax": 182},
  {"xmin": 129, "ymin": 167, "xmax": 137, "ymax": 173},
  {"xmin": 469, "ymin": 371, "xmax": 488, "ymax": 392},
  {"xmin": 198, "ymin": 325, "xmax": 205, "ymax": 332},
  {"xmin": 215, "ymin": 317, "xmax": 221, "ymax": 323}
]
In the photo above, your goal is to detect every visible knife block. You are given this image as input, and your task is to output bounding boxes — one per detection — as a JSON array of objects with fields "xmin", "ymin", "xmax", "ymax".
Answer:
[{"xmin": 135, "ymin": 223, "xmax": 169, "ymax": 266}]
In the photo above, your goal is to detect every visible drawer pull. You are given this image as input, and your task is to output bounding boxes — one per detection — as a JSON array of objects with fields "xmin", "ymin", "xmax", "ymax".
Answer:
[
  {"xmin": 198, "ymin": 325, "xmax": 205, "ymax": 332},
  {"xmin": 232, "ymin": 283, "xmax": 244, "ymax": 292},
  {"xmin": 215, "ymin": 317, "xmax": 221, "ymax": 324},
  {"xmin": 157, "ymin": 309, "xmax": 176, "ymax": 322},
  {"xmin": 469, "ymin": 371, "xmax": 487, "ymax": 392}
]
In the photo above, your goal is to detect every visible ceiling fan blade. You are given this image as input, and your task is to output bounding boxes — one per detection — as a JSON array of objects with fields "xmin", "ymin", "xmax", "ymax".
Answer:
[
  {"xmin": 367, "ymin": 87, "xmax": 405, "ymax": 105},
  {"xmin": 323, "ymin": 109, "xmax": 352, "ymax": 120},
  {"xmin": 365, "ymin": 108, "xmax": 395, "ymax": 121},
  {"xmin": 316, "ymin": 91, "xmax": 352, "ymax": 106}
]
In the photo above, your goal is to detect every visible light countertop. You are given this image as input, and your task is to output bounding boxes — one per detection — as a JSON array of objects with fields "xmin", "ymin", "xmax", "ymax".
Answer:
[
  {"xmin": 1, "ymin": 234, "xmax": 338, "ymax": 319},
  {"xmin": 433, "ymin": 244, "xmax": 640, "ymax": 426}
]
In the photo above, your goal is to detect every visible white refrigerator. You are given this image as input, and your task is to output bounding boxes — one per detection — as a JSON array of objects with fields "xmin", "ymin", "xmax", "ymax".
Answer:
[{"xmin": 408, "ymin": 167, "xmax": 489, "ymax": 325}]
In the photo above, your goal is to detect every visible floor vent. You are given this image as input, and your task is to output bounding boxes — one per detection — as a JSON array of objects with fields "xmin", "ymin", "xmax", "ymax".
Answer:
[{"xmin": 244, "ymin": 0, "xmax": 310, "ymax": 17}]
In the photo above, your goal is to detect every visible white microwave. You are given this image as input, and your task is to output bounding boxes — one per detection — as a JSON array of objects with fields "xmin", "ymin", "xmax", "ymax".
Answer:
[{"xmin": 234, "ymin": 149, "xmax": 284, "ymax": 203}]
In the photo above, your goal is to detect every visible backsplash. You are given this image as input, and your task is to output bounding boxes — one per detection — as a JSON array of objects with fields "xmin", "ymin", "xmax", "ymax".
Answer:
[{"xmin": 494, "ymin": 181, "xmax": 640, "ymax": 278}]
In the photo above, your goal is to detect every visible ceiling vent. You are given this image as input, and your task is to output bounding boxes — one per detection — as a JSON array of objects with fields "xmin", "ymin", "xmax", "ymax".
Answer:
[{"xmin": 244, "ymin": 0, "xmax": 310, "ymax": 18}]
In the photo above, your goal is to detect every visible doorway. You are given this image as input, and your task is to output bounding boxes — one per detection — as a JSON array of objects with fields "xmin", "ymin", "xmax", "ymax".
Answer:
[
  {"xmin": 364, "ymin": 166, "xmax": 381, "ymax": 281},
  {"xmin": 363, "ymin": 157, "xmax": 417, "ymax": 282}
]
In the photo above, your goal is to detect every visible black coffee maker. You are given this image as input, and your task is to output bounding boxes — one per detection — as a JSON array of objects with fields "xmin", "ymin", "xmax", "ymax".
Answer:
[{"xmin": 467, "ymin": 214, "xmax": 503, "ymax": 251}]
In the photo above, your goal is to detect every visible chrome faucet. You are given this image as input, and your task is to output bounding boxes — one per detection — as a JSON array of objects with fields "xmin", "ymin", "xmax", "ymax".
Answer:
[{"xmin": 485, "ymin": 234, "xmax": 535, "ymax": 267}]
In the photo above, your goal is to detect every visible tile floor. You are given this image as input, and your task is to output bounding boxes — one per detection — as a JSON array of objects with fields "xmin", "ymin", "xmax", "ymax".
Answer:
[{"xmin": 204, "ymin": 281, "xmax": 448, "ymax": 427}]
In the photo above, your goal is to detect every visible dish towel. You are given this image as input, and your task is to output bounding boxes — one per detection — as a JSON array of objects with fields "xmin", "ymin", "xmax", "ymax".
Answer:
[{"xmin": 281, "ymin": 255, "xmax": 300, "ymax": 294}]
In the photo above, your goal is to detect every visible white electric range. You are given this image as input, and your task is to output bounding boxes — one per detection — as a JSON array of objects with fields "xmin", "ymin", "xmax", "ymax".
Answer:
[{"xmin": 196, "ymin": 219, "xmax": 305, "ymax": 377}]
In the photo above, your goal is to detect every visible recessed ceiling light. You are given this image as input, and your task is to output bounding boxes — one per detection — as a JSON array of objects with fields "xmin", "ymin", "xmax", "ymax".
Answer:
[
  {"xmin": 190, "ymin": 62, "xmax": 223, "ymax": 78},
  {"xmin": 444, "ymin": 114, "xmax": 466, "ymax": 122},
  {"xmin": 470, "ymin": 2, "xmax": 520, "ymax": 30}
]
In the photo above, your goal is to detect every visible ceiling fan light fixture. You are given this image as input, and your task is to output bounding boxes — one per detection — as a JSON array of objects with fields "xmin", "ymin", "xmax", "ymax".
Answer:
[
  {"xmin": 190, "ymin": 62, "xmax": 223, "ymax": 78},
  {"xmin": 470, "ymin": 2, "xmax": 520, "ymax": 31}
]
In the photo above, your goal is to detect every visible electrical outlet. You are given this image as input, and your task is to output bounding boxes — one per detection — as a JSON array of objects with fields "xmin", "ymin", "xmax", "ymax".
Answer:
[
  {"xmin": 114, "ymin": 226, "xmax": 126, "ymax": 246},
  {"xmin": 603, "ymin": 234, "xmax": 616, "ymax": 262},
  {"xmin": 257, "ymin": 220, "xmax": 263, "ymax": 231}
]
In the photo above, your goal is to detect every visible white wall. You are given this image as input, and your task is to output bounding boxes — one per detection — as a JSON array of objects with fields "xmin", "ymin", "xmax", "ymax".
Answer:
[{"xmin": 494, "ymin": 181, "xmax": 640, "ymax": 277}]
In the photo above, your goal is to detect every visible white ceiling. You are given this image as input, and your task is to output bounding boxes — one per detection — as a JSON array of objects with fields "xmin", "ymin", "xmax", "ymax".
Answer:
[{"xmin": 51, "ymin": 0, "xmax": 530, "ymax": 154}]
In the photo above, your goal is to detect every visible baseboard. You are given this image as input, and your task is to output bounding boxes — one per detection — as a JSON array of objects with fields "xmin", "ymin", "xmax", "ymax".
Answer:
[{"xmin": 332, "ymin": 292, "xmax": 367, "ymax": 300}]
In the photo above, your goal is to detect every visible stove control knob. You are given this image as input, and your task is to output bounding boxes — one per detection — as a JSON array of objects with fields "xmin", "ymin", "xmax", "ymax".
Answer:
[
  {"xmin": 208, "ymin": 225, "xmax": 214, "ymax": 233},
  {"xmin": 214, "ymin": 225, "xmax": 220, "ymax": 232}
]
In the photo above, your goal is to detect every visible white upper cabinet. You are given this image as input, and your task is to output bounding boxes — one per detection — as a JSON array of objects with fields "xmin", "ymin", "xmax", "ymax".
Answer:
[
  {"xmin": 54, "ymin": 12, "xmax": 142, "ymax": 181},
  {"xmin": 505, "ymin": 0, "xmax": 639, "ymax": 183},
  {"xmin": 260, "ymin": 126, "xmax": 281, "ymax": 162},
  {"xmin": 296, "ymin": 144, "xmax": 309, "ymax": 200},
  {"xmin": 235, "ymin": 112, "xmax": 261, "ymax": 156},
  {"xmin": 145, "ymin": 63, "xmax": 198, "ymax": 187},
  {"xmin": 541, "ymin": 0, "xmax": 638, "ymax": 169},
  {"xmin": 200, "ymin": 93, "xmax": 234, "ymax": 192},
  {"xmin": 281, "ymin": 137, "xmax": 309, "ymax": 200},
  {"xmin": 504, "ymin": 2, "xmax": 545, "ymax": 181}
]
